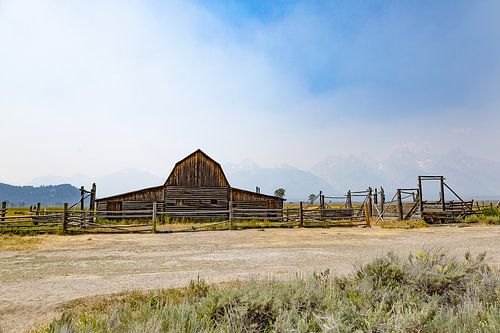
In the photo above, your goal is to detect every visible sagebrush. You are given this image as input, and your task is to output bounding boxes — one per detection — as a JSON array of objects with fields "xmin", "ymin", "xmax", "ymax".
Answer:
[{"xmin": 40, "ymin": 249, "xmax": 499, "ymax": 332}]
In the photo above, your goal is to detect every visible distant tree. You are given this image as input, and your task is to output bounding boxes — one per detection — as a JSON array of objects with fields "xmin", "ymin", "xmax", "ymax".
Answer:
[
  {"xmin": 308, "ymin": 194, "xmax": 318, "ymax": 205},
  {"xmin": 274, "ymin": 188, "xmax": 286, "ymax": 199}
]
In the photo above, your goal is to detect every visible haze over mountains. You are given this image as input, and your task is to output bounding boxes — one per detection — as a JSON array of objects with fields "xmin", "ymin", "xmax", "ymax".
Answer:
[
  {"xmin": 0, "ymin": 184, "xmax": 81, "ymax": 207},
  {"xmin": 2, "ymin": 148, "xmax": 499, "ymax": 205},
  {"xmin": 29, "ymin": 169, "xmax": 163, "ymax": 198},
  {"xmin": 225, "ymin": 148, "xmax": 500, "ymax": 200},
  {"xmin": 223, "ymin": 161, "xmax": 336, "ymax": 200},
  {"xmin": 311, "ymin": 148, "xmax": 500, "ymax": 199}
]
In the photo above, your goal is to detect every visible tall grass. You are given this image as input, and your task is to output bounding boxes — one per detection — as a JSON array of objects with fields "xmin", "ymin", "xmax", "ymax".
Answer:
[
  {"xmin": 463, "ymin": 207, "xmax": 500, "ymax": 225},
  {"xmin": 40, "ymin": 250, "xmax": 499, "ymax": 332},
  {"xmin": 379, "ymin": 219, "xmax": 429, "ymax": 229}
]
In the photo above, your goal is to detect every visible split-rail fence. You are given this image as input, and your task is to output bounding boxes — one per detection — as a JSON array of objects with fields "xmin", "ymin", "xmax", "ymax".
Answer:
[{"xmin": 0, "ymin": 201, "xmax": 369, "ymax": 234}]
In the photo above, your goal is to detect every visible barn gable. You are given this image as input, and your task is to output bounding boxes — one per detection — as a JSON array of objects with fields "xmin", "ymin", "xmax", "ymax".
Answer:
[{"xmin": 164, "ymin": 149, "xmax": 230, "ymax": 187}]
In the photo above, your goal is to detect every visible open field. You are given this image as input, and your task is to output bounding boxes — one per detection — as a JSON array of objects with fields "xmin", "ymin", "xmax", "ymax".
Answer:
[{"xmin": 1, "ymin": 225, "xmax": 499, "ymax": 332}]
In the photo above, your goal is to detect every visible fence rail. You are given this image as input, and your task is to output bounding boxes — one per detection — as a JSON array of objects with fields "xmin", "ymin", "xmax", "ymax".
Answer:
[{"xmin": 0, "ymin": 201, "xmax": 369, "ymax": 234}]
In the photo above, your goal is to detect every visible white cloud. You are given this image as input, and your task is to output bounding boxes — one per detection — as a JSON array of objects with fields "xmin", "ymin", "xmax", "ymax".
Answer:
[{"xmin": 0, "ymin": 0, "xmax": 499, "ymax": 185}]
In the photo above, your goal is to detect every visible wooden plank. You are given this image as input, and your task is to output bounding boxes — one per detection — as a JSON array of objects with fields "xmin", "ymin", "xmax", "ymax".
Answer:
[
  {"xmin": 229, "ymin": 201, "xmax": 234, "ymax": 230},
  {"xmin": 440, "ymin": 176, "xmax": 446, "ymax": 212},
  {"xmin": 152, "ymin": 202, "xmax": 157, "ymax": 233},
  {"xmin": 396, "ymin": 190, "xmax": 404, "ymax": 220},
  {"xmin": 299, "ymin": 202, "xmax": 304, "ymax": 227},
  {"xmin": 62, "ymin": 203, "xmax": 68, "ymax": 235}
]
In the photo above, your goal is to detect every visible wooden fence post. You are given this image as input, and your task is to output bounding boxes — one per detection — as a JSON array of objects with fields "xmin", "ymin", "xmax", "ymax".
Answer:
[
  {"xmin": 367, "ymin": 187, "xmax": 373, "ymax": 217},
  {"xmin": 346, "ymin": 191, "xmax": 352, "ymax": 209},
  {"xmin": 364, "ymin": 204, "xmax": 371, "ymax": 227},
  {"xmin": 229, "ymin": 201, "xmax": 234, "ymax": 230},
  {"xmin": 62, "ymin": 203, "xmax": 68, "ymax": 235},
  {"xmin": 80, "ymin": 186, "xmax": 85, "ymax": 211},
  {"xmin": 320, "ymin": 191, "xmax": 325, "ymax": 219},
  {"xmin": 299, "ymin": 201, "xmax": 304, "ymax": 227},
  {"xmin": 89, "ymin": 183, "xmax": 96, "ymax": 210},
  {"xmin": 152, "ymin": 202, "xmax": 157, "ymax": 233},
  {"xmin": 380, "ymin": 187, "xmax": 385, "ymax": 217},
  {"xmin": 396, "ymin": 189, "xmax": 404, "ymax": 221},
  {"xmin": 374, "ymin": 188, "xmax": 378, "ymax": 205},
  {"xmin": 90, "ymin": 183, "xmax": 97, "ymax": 223},
  {"xmin": 34, "ymin": 202, "xmax": 41, "ymax": 225},
  {"xmin": 1, "ymin": 201, "xmax": 6, "ymax": 222},
  {"xmin": 80, "ymin": 186, "xmax": 85, "ymax": 225},
  {"xmin": 440, "ymin": 176, "xmax": 446, "ymax": 212},
  {"xmin": 418, "ymin": 176, "xmax": 424, "ymax": 215}
]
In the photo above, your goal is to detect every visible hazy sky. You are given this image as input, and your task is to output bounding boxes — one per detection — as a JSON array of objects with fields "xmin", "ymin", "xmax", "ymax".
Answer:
[{"xmin": 1, "ymin": 0, "xmax": 499, "ymax": 184}]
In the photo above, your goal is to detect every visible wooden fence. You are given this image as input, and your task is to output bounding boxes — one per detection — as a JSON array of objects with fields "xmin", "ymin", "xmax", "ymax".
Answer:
[{"xmin": 0, "ymin": 201, "xmax": 369, "ymax": 234}]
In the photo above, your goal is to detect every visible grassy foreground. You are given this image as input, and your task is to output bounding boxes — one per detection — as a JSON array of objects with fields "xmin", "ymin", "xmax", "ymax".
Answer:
[{"xmin": 39, "ymin": 250, "xmax": 499, "ymax": 333}]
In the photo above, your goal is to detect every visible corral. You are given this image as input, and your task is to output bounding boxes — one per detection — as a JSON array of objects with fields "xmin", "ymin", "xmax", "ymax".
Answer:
[
  {"xmin": 0, "ymin": 176, "xmax": 490, "ymax": 235},
  {"xmin": 0, "ymin": 150, "xmax": 491, "ymax": 235}
]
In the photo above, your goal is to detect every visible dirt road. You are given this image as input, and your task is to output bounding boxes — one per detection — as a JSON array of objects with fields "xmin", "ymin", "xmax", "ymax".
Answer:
[{"xmin": 1, "ymin": 225, "xmax": 499, "ymax": 332}]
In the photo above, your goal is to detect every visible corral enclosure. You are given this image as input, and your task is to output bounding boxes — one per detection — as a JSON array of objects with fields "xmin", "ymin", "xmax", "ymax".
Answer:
[{"xmin": 0, "ymin": 149, "xmax": 487, "ymax": 235}]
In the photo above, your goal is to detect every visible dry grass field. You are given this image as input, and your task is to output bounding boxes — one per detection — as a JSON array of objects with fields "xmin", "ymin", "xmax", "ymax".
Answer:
[{"xmin": 1, "ymin": 225, "xmax": 499, "ymax": 332}]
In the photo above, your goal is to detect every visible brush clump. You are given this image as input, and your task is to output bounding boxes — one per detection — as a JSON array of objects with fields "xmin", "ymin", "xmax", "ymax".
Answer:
[{"xmin": 39, "ymin": 249, "xmax": 499, "ymax": 333}]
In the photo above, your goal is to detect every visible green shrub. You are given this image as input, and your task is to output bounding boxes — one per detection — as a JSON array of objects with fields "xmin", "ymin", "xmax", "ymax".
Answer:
[
  {"xmin": 39, "ymin": 250, "xmax": 499, "ymax": 333},
  {"xmin": 482, "ymin": 207, "xmax": 500, "ymax": 217},
  {"xmin": 463, "ymin": 214, "xmax": 500, "ymax": 225}
]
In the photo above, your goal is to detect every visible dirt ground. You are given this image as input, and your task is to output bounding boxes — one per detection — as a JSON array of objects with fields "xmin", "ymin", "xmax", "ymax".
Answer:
[{"xmin": 1, "ymin": 225, "xmax": 499, "ymax": 333}]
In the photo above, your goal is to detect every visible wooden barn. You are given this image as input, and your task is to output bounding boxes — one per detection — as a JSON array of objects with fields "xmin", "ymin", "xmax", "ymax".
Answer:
[{"xmin": 96, "ymin": 150, "xmax": 284, "ymax": 218}]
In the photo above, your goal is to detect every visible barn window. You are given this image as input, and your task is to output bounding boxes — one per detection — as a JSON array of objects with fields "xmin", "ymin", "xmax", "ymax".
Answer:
[
  {"xmin": 211, "ymin": 199, "xmax": 217, "ymax": 204},
  {"xmin": 176, "ymin": 199, "xmax": 184, "ymax": 206}
]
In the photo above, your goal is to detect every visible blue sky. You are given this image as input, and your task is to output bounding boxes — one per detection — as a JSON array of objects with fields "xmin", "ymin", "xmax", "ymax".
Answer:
[
  {"xmin": 0, "ymin": 0, "xmax": 499, "ymax": 183},
  {"xmin": 200, "ymin": 0, "xmax": 500, "ymax": 111}
]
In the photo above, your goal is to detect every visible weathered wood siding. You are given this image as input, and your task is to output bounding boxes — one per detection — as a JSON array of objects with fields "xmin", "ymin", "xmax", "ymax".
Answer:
[
  {"xmin": 122, "ymin": 201, "xmax": 164, "ymax": 212},
  {"xmin": 96, "ymin": 201, "xmax": 108, "ymax": 212},
  {"xmin": 96, "ymin": 201, "xmax": 165, "ymax": 220},
  {"xmin": 165, "ymin": 187, "xmax": 228, "ymax": 211},
  {"xmin": 165, "ymin": 150, "xmax": 229, "ymax": 187},
  {"xmin": 230, "ymin": 188, "xmax": 284, "ymax": 210},
  {"xmin": 96, "ymin": 186, "xmax": 164, "ymax": 212}
]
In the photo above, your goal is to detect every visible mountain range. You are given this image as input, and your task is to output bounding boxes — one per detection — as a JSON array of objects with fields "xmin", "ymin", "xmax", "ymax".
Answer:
[
  {"xmin": 0, "ymin": 183, "xmax": 81, "ymax": 207},
  {"xmin": 311, "ymin": 148, "xmax": 500, "ymax": 199},
  {"xmin": 28, "ymin": 169, "xmax": 163, "ymax": 198},
  {"xmin": 223, "ymin": 160, "xmax": 336, "ymax": 200},
  {"xmin": 2, "ymin": 148, "xmax": 499, "ymax": 204}
]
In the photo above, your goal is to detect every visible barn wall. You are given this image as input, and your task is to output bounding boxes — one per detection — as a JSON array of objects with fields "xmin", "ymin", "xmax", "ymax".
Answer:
[
  {"xmin": 122, "ymin": 201, "xmax": 164, "ymax": 212},
  {"xmin": 165, "ymin": 150, "xmax": 229, "ymax": 187},
  {"xmin": 230, "ymin": 188, "xmax": 284, "ymax": 210},
  {"xmin": 165, "ymin": 186, "xmax": 229, "ymax": 212},
  {"xmin": 96, "ymin": 201, "xmax": 107, "ymax": 212},
  {"xmin": 96, "ymin": 186, "xmax": 164, "ymax": 212}
]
